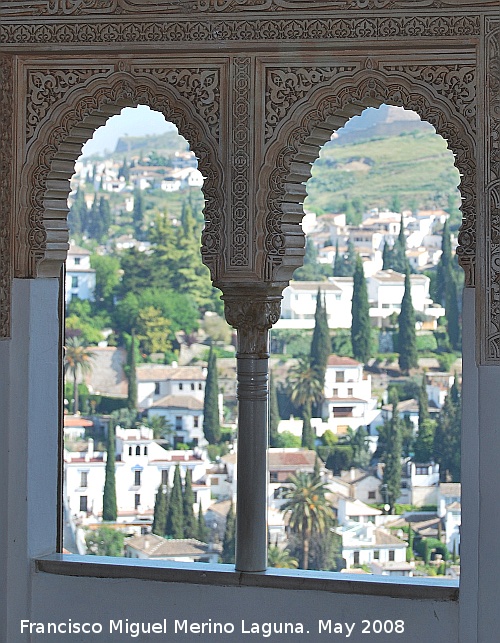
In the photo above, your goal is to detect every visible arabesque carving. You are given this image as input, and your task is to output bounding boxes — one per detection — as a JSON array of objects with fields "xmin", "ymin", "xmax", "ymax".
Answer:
[
  {"xmin": 19, "ymin": 68, "xmax": 224, "ymax": 281},
  {"xmin": 483, "ymin": 20, "xmax": 500, "ymax": 361},
  {"xmin": 223, "ymin": 293, "xmax": 282, "ymax": 355},
  {"xmin": 0, "ymin": 15, "xmax": 480, "ymax": 45},
  {"xmin": 261, "ymin": 67, "xmax": 476, "ymax": 286},
  {"xmin": 0, "ymin": 0, "xmax": 495, "ymax": 16},
  {"xmin": 0, "ymin": 55, "xmax": 13, "ymax": 339}
]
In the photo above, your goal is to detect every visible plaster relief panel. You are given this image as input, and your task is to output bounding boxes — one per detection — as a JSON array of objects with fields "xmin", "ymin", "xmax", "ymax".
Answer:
[
  {"xmin": 259, "ymin": 59, "xmax": 476, "ymax": 287},
  {"xmin": 0, "ymin": 54, "xmax": 13, "ymax": 339},
  {"xmin": 17, "ymin": 62, "xmax": 226, "ymax": 282}
]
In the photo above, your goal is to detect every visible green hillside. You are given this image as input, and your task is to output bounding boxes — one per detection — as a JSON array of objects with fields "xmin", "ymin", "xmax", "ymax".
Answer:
[
  {"xmin": 304, "ymin": 128, "xmax": 461, "ymax": 224},
  {"xmin": 113, "ymin": 129, "xmax": 190, "ymax": 158}
]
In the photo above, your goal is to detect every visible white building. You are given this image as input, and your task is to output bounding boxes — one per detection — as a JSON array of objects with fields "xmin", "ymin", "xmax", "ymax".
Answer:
[
  {"xmin": 64, "ymin": 427, "xmax": 212, "ymax": 522},
  {"xmin": 322, "ymin": 355, "xmax": 382, "ymax": 435},
  {"xmin": 65, "ymin": 244, "xmax": 96, "ymax": 304},
  {"xmin": 367, "ymin": 269, "xmax": 444, "ymax": 327},
  {"xmin": 147, "ymin": 394, "xmax": 206, "ymax": 447},
  {"xmin": 137, "ymin": 364, "xmax": 206, "ymax": 410}
]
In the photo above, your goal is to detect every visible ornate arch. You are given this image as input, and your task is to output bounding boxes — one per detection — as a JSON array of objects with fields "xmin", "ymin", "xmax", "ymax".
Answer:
[
  {"xmin": 257, "ymin": 65, "xmax": 476, "ymax": 287},
  {"xmin": 16, "ymin": 67, "xmax": 225, "ymax": 281}
]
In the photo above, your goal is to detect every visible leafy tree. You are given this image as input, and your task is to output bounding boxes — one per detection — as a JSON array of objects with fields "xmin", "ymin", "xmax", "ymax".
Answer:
[
  {"xmin": 310, "ymin": 290, "xmax": 330, "ymax": 413},
  {"xmin": 203, "ymin": 346, "xmax": 221, "ymax": 444},
  {"xmin": 127, "ymin": 330, "xmax": 138, "ymax": 411},
  {"xmin": 64, "ymin": 336, "xmax": 95, "ymax": 414},
  {"xmin": 269, "ymin": 372, "xmax": 280, "ymax": 447},
  {"xmin": 152, "ymin": 484, "xmax": 168, "ymax": 536},
  {"xmin": 135, "ymin": 306, "xmax": 172, "ymax": 356},
  {"xmin": 382, "ymin": 389, "xmax": 403, "ymax": 514},
  {"xmin": 273, "ymin": 431, "xmax": 302, "ymax": 448},
  {"xmin": 333, "ymin": 239, "xmax": 356, "ymax": 277},
  {"xmin": 166, "ymin": 464, "xmax": 184, "ymax": 538},
  {"xmin": 398, "ymin": 270, "xmax": 418, "ymax": 374},
  {"xmin": 183, "ymin": 468, "xmax": 197, "ymax": 538},
  {"xmin": 414, "ymin": 419, "xmax": 436, "ymax": 463},
  {"xmin": 288, "ymin": 520, "xmax": 343, "ymax": 572},
  {"xmin": 85, "ymin": 527, "xmax": 124, "ymax": 556},
  {"xmin": 351, "ymin": 254, "xmax": 371, "ymax": 363},
  {"xmin": 289, "ymin": 356, "xmax": 323, "ymax": 449},
  {"xmin": 281, "ymin": 471, "xmax": 334, "ymax": 570},
  {"xmin": 221, "ymin": 501, "xmax": 235, "ymax": 564},
  {"xmin": 433, "ymin": 378, "xmax": 461, "ymax": 482},
  {"xmin": 91, "ymin": 254, "xmax": 121, "ymax": 311},
  {"xmin": 197, "ymin": 505, "xmax": 209, "ymax": 542},
  {"xmin": 267, "ymin": 546, "xmax": 298, "ymax": 569},
  {"xmin": 340, "ymin": 426, "xmax": 371, "ymax": 469},
  {"xmin": 102, "ymin": 421, "xmax": 117, "ymax": 521}
]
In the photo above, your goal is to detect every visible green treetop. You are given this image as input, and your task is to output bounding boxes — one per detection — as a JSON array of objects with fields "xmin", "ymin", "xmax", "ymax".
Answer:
[
  {"xmin": 102, "ymin": 420, "xmax": 117, "ymax": 522},
  {"xmin": 221, "ymin": 501, "xmax": 235, "ymax": 564},
  {"xmin": 127, "ymin": 330, "xmax": 138, "ymax": 411},
  {"xmin": 398, "ymin": 270, "xmax": 418, "ymax": 374},
  {"xmin": 382, "ymin": 389, "xmax": 403, "ymax": 514},
  {"xmin": 269, "ymin": 371, "xmax": 280, "ymax": 447},
  {"xmin": 351, "ymin": 254, "xmax": 371, "ymax": 364},
  {"xmin": 197, "ymin": 505, "xmax": 209, "ymax": 543},
  {"xmin": 203, "ymin": 346, "xmax": 221, "ymax": 444},
  {"xmin": 289, "ymin": 355, "xmax": 323, "ymax": 450},
  {"xmin": 418, "ymin": 372, "xmax": 429, "ymax": 431},
  {"xmin": 183, "ymin": 468, "xmax": 197, "ymax": 539},
  {"xmin": 310, "ymin": 290, "xmax": 330, "ymax": 414},
  {"xmin": 152, "ymin": 484, "xmax": 168, "ymax": 536},
  {"xmin": 166, "ymin": 464, "xmax": 184, "ymax": 538},
  {"xmin": 433, "ymin": 378, "xmax": 461, "ymax": 482}
]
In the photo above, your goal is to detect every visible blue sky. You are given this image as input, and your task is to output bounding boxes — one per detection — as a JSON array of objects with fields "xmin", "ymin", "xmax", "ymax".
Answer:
[{"xmin": 81, "ymin": 105, "xmax": 176, "ymax": 158}]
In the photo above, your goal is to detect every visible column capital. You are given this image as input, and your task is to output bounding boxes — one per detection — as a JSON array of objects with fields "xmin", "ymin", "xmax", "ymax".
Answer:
[{"xmin": 221, "ymin": 285, "xmax": 284, "ymax": 357}]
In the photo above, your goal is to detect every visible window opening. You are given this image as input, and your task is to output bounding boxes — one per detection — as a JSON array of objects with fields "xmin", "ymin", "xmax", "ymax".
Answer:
[
  {"xmin": 62, "ymin": 105, "xmax": 231, "ymax": 562},
  {"xmin": 270, "ymin": 105, "xmax": 462, "ymax": 579}
]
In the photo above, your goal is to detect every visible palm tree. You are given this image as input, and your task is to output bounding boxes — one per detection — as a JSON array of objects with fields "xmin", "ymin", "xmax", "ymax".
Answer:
[
  {"xmin": 281, "ymin": 471, "xmax": 334, "ymax": 570},
  {"xmin": 267, "ymin": 545, "xmax": 298, "ymax": 569},
  {"xmin": 64, "ymin": 336, "xmax": 95, "ymax": 414},
  {"xmin": 289, "ymin": 356, "xmax": 324, "ymax": 449}
]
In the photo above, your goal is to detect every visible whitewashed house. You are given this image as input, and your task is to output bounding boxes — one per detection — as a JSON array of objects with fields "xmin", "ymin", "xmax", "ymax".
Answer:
[
  {"xmin": 137, "ymin": 364, "xmax": 206, "ymax": 410},
  {"xmin": 65, "ymin": 244, "xmax": 96, "ymax": 304},
  {"xmin": 147, "ymin": 394, "xmax": 206, "ymax": 447},
  {"xmin": 64, "ymin": 427, "xmax": 211, "ymax": 522}
]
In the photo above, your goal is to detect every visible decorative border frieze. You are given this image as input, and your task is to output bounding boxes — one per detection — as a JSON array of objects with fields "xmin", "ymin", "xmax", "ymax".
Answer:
[
  {"xmin": 0, "ymin": 15, "xmax": 480, "ymax": 46},
  {"xmin": 0, "ymin": 55, "xmax": 13, "ymax": 339},
  {"xmin": 18, "ymin": 67, "xmax": 225, "ymax": 281},
  {"xmin": 229, "ymin": 57, "xmax": 252, "ymax": 268},
  {"xmin": 483, "ymin": 20, "xmax": 500, "ymax": 361},
  {"xmin": 0, "ymin": 0, "xmax": 495, "ymax": 17},
  {"xmin": 260, "ymin": 67, "xmax": 477, "ymax": 286}
]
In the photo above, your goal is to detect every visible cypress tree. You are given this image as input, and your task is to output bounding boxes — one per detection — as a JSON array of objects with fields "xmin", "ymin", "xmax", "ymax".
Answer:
[
  {"xmin": 333, "ymin": 239, "xmax": 343, "ymax": 277},
  {"xmin": 436, "ymin": 218, "xmax": 453, "ymax": 306},
  {"xmin": 152, "ymin": 484, "xmax": 168, "ymax": 536},
  {"xmin": 391, "ymin": 214, "xmax": 410, "ymax": 274},
  {"xmin": 127, "ymin": 330, "xmax": 138, "ymax": 411},
  {"xmin": 446, "ymin": 275, "xmax": 461, "ymax": 351},
  {"xmin": 398, "ymin": 270, "xmax": 418, "ymax": 374},
  {"xmin": 414, "ymin": 419, "xmax": 436, "ymax": 463},
  {"xmin": 132, "ymin": 188, "xmax": 144, "ymax": 239},
  {"xmin": 418, "ymin": 372, "xmax": 429, "ymax": 431},
  {"xmin": 382, "ymin": 389, "xmax": 403, "ymax": 514},
  {"xmin": 197, "ymin": 504, "xmax": 209, "ymax": 542},
  {"xmin": 269, "ymin": 371, "xmax": 280, "ymax": 447},
  {"xmin": 203, "ymin": 346, "xmax": 221, "ymax": 444},
  {"xmin": 68, "ymin": 187, "xmax": 88, "ymax": 237},
  {"xmin": 102, "ymin": 420, "xmax": 117, "ymax": 521},
  {"xmin": 221, "ymin": 501, "xmax": 236, "ymax": 564},
  {"xmin": 351, "ymin": 254, "xmax": 371, "ymax": 363},
  {"xmin": 310, "ymin": 289, "xmax": 330, "ymax": 415},
  {"xmin": 166, "ymin": 464, "xmax": 184, "ymax": 538},
  {"xmin": 382, "ymin": 240, "xmax": 392, "ymax": 270},
  {"xmin": 183, "ymin": 468, "xmax": 197, "ymax": 538},
  {"xmin": 433, "ymin": 378, "xmax": 461, "ymax": 482}
]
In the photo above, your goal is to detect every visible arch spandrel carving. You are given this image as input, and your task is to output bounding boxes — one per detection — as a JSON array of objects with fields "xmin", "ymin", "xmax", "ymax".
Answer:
[
  {"xmin": 256, "ymin": 64, "xmax": 477, "ymax": 288},
  {"xmin": 0, "ymin": 54, "xmax": 13, "ymax": 340},
  {"xmin": 16, "ymin": 65, "xmax": 227, "ymax": 281}
]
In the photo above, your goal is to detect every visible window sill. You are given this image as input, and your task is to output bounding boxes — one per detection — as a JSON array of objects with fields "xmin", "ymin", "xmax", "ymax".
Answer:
[{"xmin": 35, "ymin": 555, "xmax": 458, "ymax": 602}]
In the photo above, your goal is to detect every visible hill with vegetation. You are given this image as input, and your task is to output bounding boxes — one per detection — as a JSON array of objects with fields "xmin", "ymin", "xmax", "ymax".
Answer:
[{"xmin": 304, "ymin": 125, "xmax": 462, "ymax": 229}]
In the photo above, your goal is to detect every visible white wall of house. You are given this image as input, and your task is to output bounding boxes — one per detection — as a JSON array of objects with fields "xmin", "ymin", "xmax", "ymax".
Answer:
[
  {"xmin": 65, "ymin": 247, "xmax": 96, "ymax": 304},
  {"xmin": 147, "ymin": 406, "xmax": 206, "ymax": 447}
]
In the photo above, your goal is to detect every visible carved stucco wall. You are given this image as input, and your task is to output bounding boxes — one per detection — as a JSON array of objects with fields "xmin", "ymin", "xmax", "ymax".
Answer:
[{"xmin": 0, "ymin": 1, "xmax": 496, "ymax": 363}]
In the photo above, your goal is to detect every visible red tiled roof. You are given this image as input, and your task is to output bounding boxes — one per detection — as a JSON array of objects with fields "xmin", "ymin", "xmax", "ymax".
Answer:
[{"xmin": 327, "ymin": 355, "xmax": 361, "ymax": 367}]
